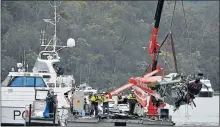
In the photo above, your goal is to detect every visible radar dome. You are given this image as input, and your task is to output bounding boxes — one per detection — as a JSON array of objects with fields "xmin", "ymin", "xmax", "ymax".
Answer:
[{"xmin": 67, "ymin": 38, "xmax": 75, "ymax": 47}]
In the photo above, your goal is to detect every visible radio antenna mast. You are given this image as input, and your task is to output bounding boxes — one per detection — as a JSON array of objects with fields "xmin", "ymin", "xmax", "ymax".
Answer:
[{"xmin": 42, "ymin": 1, "xmax": 62, "ymax": 51}]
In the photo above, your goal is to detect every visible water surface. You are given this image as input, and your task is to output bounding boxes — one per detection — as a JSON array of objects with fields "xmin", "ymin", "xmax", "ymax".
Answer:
[{"xmin": 166, "ymin": 96, "xmax": 219, "ymax": 126}]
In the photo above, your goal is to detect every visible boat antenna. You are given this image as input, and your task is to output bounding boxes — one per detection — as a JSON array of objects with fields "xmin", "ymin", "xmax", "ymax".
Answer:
[
  {"xmin": 21, "ymin": 49, "xmax": 26, "ymax": 72},
  {"xmin": 24, "ymin": 49, "xmax": 26, "ymax": 72},
  {"xmin": 49, "ymin": 1, "xmax": 61, "ymax": 51},
  {"xmin": 42, "ymin": 1, "xmax": 62, "ymax": 52}
]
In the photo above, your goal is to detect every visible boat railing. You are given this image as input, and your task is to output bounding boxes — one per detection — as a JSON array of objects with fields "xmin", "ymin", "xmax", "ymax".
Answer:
[{"xmin": 24, "ymin": 103, "xmax": 58, "ymax": 126}]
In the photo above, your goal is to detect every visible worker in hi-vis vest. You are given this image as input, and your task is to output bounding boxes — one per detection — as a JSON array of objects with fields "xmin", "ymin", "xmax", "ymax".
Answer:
[
  {"xmin": 102, "ymin": 92, "xmax": 109, "ymax": 114},
  {"xmin": 90, "ymin": 93, "xmax": 99, "ymax": 117},
  {"xmin": 127, "ymin": 90, "xmax": 137, "ymax": 115}
]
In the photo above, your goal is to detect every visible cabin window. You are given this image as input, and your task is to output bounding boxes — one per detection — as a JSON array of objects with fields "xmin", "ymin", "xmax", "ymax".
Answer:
[
  {"xmin": 35, "ymin": 77, "xmax": 46, "ymax": 87},
  {"xmin": 25, "ymin": 77, "xmax": 35, "ymax": 87},
  {"xmin": 9, "ymin": 77, "xmax": 25, "ymax": 87},
  {"xmin": 8, "ymin": 76, "xmax": 46, "ymax": 87}
]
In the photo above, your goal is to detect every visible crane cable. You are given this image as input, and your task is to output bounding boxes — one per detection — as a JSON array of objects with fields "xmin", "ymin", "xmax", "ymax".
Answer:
[
  {"xmin": 169, "ymin": 0, "xmax": 176, "ymax": 31},
  {"xmin": 162, "ymin": 0, "xmax": 176, "ymax": 76},
  {"xmin": 181, "ymin": 0, "xmax": 195, "ymax": 76},
  {"xmin": 181, "ymin": 0, "xmax": 195, "ymax": 119},
  {"xmin": 181, "ymin": 0, "xmax": 189, "ymax": 119}
]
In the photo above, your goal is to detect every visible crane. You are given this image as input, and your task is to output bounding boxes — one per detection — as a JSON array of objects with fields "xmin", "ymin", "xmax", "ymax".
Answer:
[{"xmin": 107, "ymin": 0, "xmax": 203, "ymax": 117}]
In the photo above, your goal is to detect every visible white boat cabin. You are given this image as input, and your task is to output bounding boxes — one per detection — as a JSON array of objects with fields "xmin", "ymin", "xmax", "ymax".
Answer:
[{"xmin": 32, "ymin": 51, "xmax": 75, "ymax": 88}]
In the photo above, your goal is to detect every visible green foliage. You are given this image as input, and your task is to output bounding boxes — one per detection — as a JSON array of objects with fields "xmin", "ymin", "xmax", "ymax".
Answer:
[{"xmin": 1, "ymin": 1, "xmax": 219, "ymax": 90}]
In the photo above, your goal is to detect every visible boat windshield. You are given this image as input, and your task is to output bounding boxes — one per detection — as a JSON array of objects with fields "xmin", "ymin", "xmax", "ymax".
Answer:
[{"xmin": 4, "ymin": 76, "xmax": 47, "ymax": 87}]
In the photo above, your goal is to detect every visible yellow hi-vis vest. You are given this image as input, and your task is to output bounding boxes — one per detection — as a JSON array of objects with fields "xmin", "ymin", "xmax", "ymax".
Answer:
[
  {"xmin": 102, "ymin": 95, "xmax": 109, "ymax": 103},
  {"xmin": 128, "ymin": 94, "xmax": 136, "ymax": 99},
  {"xmin": 98, "ymin": 95, "xmax": 102, "ymax": 100},
  {"xmin": 90, "ymin": 95, "xmax": 99, "ymax": 102}
]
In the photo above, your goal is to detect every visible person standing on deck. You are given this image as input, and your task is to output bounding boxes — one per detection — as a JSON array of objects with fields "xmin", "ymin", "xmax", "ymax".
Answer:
[
  {"xmin": 102, "ymin": 92, "xmax": 109, "ymax": 115},
  {"xmin": 90, "ymin": 93, "xmax": 99, "ymax": 117},
  {"xmin": 127, "ymin": 90, "xmax": 137, "ymax": 115},
  {"xmin": 45, "ymin": 90, "xmax": 57, "ymax": 118}
]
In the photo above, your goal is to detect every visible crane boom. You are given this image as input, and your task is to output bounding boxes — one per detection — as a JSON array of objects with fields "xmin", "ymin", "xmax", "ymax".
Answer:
[
  {"xmin": 108, "ymin": 68, "xmax": 163, "ymax": 98},
  {"xmin": 147, "ymin": 0, "xmax": 165, "ymax": 116}
]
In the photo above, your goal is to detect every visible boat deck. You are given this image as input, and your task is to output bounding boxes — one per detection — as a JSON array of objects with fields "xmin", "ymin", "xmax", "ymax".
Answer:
[
  {"xmin": 25, "ymin": 116, "xmax": 60, "ymax": 126},
  {"xmin": 67, "ymin": 115, "xmax": 175, "ymax": 126}
]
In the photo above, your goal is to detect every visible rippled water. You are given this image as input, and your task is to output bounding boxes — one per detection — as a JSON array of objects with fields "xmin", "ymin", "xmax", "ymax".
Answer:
[{"xmin": 165, "ymin": 96, "xmax": 219, "ymax": 126}]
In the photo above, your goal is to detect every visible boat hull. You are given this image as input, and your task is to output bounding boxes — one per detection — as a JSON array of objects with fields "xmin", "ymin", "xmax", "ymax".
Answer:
[
  {"xmin": 1, "ymin": 106, "xmax": 25, "ymax": 126},
  {"xmin": 1, "ymin": 87, "xmax": 71, "ymax": 125}
]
